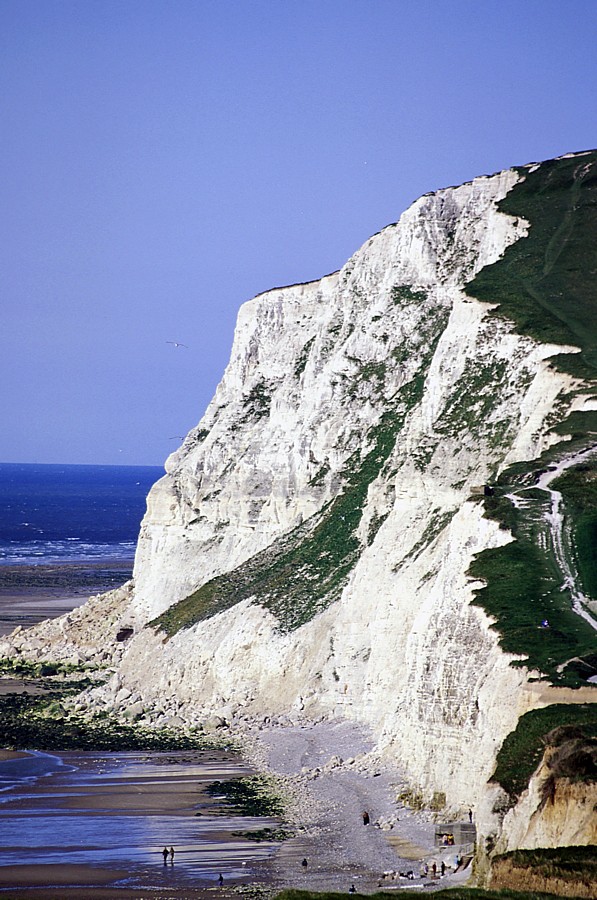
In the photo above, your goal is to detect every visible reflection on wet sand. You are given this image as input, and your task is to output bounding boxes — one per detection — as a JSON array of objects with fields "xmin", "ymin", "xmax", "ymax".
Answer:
[{"xmin": 0, "ymin": 749, "xmax": 279, "ymax": 896}]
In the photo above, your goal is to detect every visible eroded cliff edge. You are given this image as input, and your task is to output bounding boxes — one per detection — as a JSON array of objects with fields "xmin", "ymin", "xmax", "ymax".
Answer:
[{"xmin": 4, "ymin": 152, "xmax": 596, "ymax": 861}]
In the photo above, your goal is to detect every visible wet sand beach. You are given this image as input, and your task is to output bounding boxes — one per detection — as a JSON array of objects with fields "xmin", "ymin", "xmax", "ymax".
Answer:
[
  {"xmin": 0, "ymin": 734, "xmax": 469, "ymax": 899},
  {"xmin": 0, "ymin": 570, "xmax": 276, "ymax": 897},
  {"xmin": 0, "ymin": 748, "xmax": 280, "ymax": 898},
  {"xmin": 0, "ymin": 561, "xmax": 133, "ymax": 637}
]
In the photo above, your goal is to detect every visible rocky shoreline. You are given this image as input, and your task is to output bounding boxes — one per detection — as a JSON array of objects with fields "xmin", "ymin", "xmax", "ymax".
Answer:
[{"xmin": 0, "ymin": 668, "xmax": 468, "ymax": 896}]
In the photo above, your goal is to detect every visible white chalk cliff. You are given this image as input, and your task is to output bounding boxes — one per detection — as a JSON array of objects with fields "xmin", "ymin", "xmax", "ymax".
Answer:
[{"xmin": 4, "ymin": 153, "xmax": 597, "ymax": 855}]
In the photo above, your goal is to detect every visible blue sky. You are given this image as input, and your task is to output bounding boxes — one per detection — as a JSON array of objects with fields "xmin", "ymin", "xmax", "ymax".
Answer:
[{"xmin": 2, "ymin": 0, "xmax": 596, "ymax": 466}]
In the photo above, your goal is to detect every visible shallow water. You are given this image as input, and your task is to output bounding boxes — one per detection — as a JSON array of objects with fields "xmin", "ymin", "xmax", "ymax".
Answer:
[
  {"xmin": 0, "ymin": 750, "xmax": 278, "ymax": 892},
  {"xmin": 0, "ymin": 750, "xmax": 75, "ymax": 793}
]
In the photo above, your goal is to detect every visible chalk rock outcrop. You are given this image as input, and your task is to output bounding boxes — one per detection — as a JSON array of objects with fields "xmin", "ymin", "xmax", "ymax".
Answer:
[{"xmin": 106, "ymin": 156, "xmax": 596, "ymax": 828}]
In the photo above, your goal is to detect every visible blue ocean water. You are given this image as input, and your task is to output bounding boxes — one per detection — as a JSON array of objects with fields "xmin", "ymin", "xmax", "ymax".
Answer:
[
  {"xmin": 0, "ymin": 750, "xmax": 75, "ymax": 793},
  {"xmin": 0, "ymin": 463, "xmax": 163, "ymax": 565}
]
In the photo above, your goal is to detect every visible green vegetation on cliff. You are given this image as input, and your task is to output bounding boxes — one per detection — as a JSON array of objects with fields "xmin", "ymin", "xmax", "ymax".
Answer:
[
  {"xmin": 275, "ymin": 888, "xmax": 574, "ymax": 900},
  {"xmin": 467, "ymin": 150, "xmax": 597, "ymax": 376},
  {"xmin": 151, "ymin": 376, "xmax": 426, "ymax": 636},
  {"xmin": 468, "ymin": 448, "xmax": 597, "ymax": 684},
  {"xmin": 465, "ymin": 151, "xmax": 597, "ymax": 685}
]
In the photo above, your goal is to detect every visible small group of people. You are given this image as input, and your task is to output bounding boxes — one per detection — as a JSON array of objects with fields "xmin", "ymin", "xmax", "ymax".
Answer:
[
  {"xmin": 420, "ymin": 860, "xmax": 446, "ymax": 878},
  {"xmin": 160, "ymin": 847, "xmax": 223, "ymax": 886},
  {"xmin": 440, "ymin": 832, "xmax": 455, "ymax": 845}
]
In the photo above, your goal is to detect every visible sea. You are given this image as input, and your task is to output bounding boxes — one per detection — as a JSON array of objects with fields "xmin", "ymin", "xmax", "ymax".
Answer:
[{"xmin": 0, "ymin": 462, "xmax": 164, "ymax": 566}]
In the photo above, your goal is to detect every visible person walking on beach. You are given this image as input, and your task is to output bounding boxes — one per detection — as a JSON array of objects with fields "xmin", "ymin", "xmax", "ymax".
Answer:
[
  {"xmin": 169, "ymin": 846, "xmax": 175, "ymax": 862},
  {"xmin": 218, "ymin": 873, "xmax": 224, "ymax": 886},
  {"xmin": 362, "ymin": 810, "xmax": 370, "ymax": 825},
  {"xmin": 162, "ymin": 847, "xmax": 169, "ymax": 864}
]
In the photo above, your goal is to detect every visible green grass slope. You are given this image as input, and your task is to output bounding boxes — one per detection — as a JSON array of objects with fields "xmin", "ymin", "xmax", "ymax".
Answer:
[
  {"xmin": 468, "ymin": 151, "xmax": 597, "ymax": 377},
  {"xmin": 466, "ymin": 151, "xmax": 597, "ymax": 685}
]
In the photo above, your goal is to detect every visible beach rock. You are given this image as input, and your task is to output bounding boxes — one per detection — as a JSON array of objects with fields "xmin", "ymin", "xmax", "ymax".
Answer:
[
  {"xmin": 122, "ymin": 701, "xmax": 145, "ymax": 721},
  {"xmin": 203, "ymin": 715, "xmax": 227, "ymax": 732},
  {"xmin": 164, "ymin": 715, "xmax": 186, "ymax": 728},
  {"xmin": 213, "ymin": 705, "xmax": 235, "ymax": 722},
  {"xmin": 115, "ymin": 688, "xmax": 132, "ymax": 705}
]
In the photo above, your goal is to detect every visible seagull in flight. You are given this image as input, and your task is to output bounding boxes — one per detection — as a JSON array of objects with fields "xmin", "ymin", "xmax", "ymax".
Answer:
[{"xmin": 166, "ymin": 341, "xmax": 188, "ymax": 349}]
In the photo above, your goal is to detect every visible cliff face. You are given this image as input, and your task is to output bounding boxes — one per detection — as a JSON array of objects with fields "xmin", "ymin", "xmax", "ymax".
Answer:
[
  {"xmin": 4, "ymin": 152, "xmax": 596, "ymax": 850},
  {"xmin": 119, "ymin": 156, "xmax": 595, "ymax": 823},
  {"xmin": 132, "ymin": 168, "xmax": 529, "ymax": 625}
]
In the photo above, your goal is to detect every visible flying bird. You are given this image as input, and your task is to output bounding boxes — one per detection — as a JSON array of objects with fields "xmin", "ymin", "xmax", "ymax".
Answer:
[{"xmin": 166, "ymin": 341, "xmax": 188, "ymax": 348}]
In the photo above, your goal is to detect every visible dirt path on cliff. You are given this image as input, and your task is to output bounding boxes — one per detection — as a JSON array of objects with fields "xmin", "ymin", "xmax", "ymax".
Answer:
[{"xmin": 244, "ymin": 719, "xmax": 470, "ymax": 893}]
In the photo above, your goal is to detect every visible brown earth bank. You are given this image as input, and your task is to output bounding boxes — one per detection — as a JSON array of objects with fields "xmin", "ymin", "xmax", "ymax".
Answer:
[
  {"xmin": 0, "ymin": 748, "xmax": 29, "ymax": 759},
  {"xmin": 488, "ymin": 848, "xmax": 597, "ymax": 899}
]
